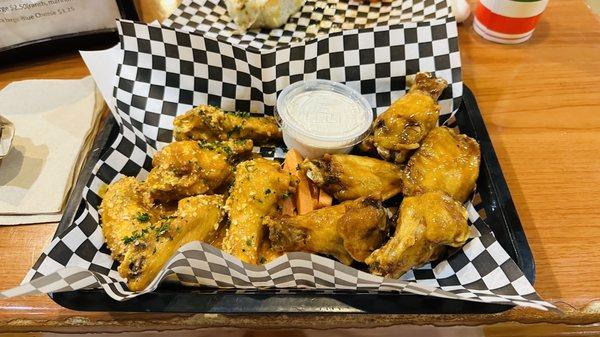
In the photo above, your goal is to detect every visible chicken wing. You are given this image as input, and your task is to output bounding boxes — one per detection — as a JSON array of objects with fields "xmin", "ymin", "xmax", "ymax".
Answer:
[
  {"xmin": 365, "ymin": 191, "xmax": 469, "ymax": 279},
  {"xmin": 146, "ymin": 139, "xmax": 253, "ymax": 201},
  {"xmin": 99, "ymin": 177, "xmax": 166, "ymax": 262},
  {"xmin": 302, "ymin": 154, "xmax": 403, "ymax": 201},
  {"xmin": 222, "ymin": 158, "xmax": 295, "ymax": 264},
  {"xmin": 118, "ymin": 194, "xmax": 225, "ymax": 291},
  {"xmin": 359, "ymin": 72, "xmax": 448, "ymax": 163},
  {"xmin": 266, "ymin": 197, "xmax": 390, "ymax": 265},
  {"xmin": 403, "ymin": 126, "xmax": 480, "ymax": 203},
  {"xmin": 173, "ymin": 105, "xmax": 282, "ymax": 144}
]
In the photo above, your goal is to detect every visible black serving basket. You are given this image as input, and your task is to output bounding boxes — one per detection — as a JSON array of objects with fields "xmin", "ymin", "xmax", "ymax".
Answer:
[{"xmin": 49, "ymin": 85, "xmax": 535, "ymax": 314}]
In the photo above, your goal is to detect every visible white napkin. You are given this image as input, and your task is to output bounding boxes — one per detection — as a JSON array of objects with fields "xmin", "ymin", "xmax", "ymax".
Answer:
[{"xmin": 0, "ymin": 77, "xmax": 104, "ymax": 225}]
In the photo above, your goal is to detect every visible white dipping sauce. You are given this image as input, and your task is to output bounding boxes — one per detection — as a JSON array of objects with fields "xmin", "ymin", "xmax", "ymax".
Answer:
[
  {"xmin": 276, "ymin": 80, "xmax": 373, "ymax": 159},
  {"xmin": 286, "ymin": 90, "xmax": 369, "ymax": 140}
]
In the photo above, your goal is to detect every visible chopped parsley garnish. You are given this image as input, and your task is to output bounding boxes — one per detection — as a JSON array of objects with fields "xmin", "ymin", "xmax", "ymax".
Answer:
[
  {"xmin": 198, "ymin": 140, "xmax": 233, "ymax": 156},
  {"xmin": 259, "ymin": 256, "xmax": 266, "ymax": 264},
  {"xmin": 232, "ymin": 110, "xmax": 250, "ymax": 118},
  {"xmin": 246, "ymin": 238, "xmax": 253, "ymax": 247},
  {"xmin": 136, "ymin": 212, "xmax": 150, "ymax": 222},
  {"xmin": 122, "ymin": 228, "xmax": 150, "ymax": 244},
  {"xmin": 154, "ymin": 223, "xmax": 170, "ymax": 238},
  {"xmin": 264, "ymin": 188, "xmax": 272, "ymax": 195},
  {"xmin": 227, "ymin": 125, "xmax": 242, "ymax": 137}
]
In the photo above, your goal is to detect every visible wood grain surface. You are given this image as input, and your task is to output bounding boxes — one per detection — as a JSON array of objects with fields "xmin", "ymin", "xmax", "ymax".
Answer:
[{"xmin": 0, "ymin": 0, "xmax": 599, "ymax": 333}]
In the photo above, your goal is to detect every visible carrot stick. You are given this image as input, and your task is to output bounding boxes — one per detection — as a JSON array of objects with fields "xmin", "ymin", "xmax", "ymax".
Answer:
[{"xmin": 317, "ymin": 190, "xmax": 333, "ymax": 208}]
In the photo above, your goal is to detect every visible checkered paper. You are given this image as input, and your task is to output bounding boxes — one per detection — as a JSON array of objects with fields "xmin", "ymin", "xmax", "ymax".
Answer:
[
  {"xmin": 163, "ymin": 0, "xmax": 453, "ymax": 51},
  {"xmin": 0, "ymin": 2, "xmax": 554, "ymax": 311}
]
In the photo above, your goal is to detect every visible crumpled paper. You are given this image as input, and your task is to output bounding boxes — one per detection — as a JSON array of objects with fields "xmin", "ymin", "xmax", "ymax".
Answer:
[{"xmin": 0, "ymin": 115, "xmax": 14, "ymax": 159}]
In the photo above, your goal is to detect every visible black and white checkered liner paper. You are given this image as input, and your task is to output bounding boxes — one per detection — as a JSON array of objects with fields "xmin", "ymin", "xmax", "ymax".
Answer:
[
  {"xmin": 163, "ymin": 0, "xmax": 453, "ymax": 51},
  {"xmin": 0, "ymin": 1, "xmax": 554, "ymax": 311}
]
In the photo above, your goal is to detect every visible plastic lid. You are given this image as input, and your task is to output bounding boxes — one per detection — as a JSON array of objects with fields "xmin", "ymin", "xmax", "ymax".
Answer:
[{"xmin": 275, "ymin": 80, "xmax": 374, "ymax": 149}]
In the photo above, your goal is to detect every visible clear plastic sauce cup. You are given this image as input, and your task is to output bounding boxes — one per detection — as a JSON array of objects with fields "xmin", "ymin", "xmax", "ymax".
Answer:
[{"xmin": 275, "ymin": 80, "xmax": 373, "ymax": 159}]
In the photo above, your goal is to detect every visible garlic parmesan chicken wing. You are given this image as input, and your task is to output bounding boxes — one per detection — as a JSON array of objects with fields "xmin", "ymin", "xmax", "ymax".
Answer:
[
  {"xmin": 99, "ymin": 177, "xmax": 160, "ymax": 262},
  {"xmin": 359, "ymin": 72, "xmax": 448, "ymax": 163},
  {"xmin": 100, "ymin": 178, "xmax": 225, "ymax": 291},
  {"xmin": 266, "ymin": 197, "xmax": 390, "ymax": 265},
  {"xmin": 222, "ymin": 158, "xmax": 295, "ymax": 264},
  {"xmin": 365, "ymin": 192, "xmax": 469, "ymax": 279},
  {"xmin": 117, "ymin": 195, "xmax": 225, "ymax": 291},
  {"xmin": 146, "ymin": 139, "xmax": 253, "ymax": 201},
  {"xmin": 403, "ymin": 126, "xmax": 480, "ymax": 203},
  {"xmin": 302, "ymin": 154, "xmax": 403, "ymax": 201},
  {"xmin": 173, "ymin": 105, "xmax": 282, "ymax": 145}
]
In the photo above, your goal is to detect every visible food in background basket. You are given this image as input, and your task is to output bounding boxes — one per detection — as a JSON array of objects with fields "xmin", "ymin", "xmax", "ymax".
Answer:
[
  {"xmin": 403, "ymin": 126, "xmax": 481, "ymax": 203},
  {"xmin": 359, "ymin": 72, "xmax": 448, "ymax": 163},
  {"xmin": 266, "ymin": 196, "xmax": 390, "ymax": 265},
  {"xmin": 224, "ymin": 0, "xmax": 306, "ymax": 30},
  {"xmin": 173, "ymin": 105, "xmax": 282, "ymax": 145},
  {"xmin": 222, "ymin": 158, "xmax": 296, "ymax": 264},
  {"xmin": 146, "ymin": 139, "xmax": 253, "ymax": 201},
  {"xmin": 302, "ymin": 153, "xmax": 403, "ymax": 202},
  {"xmin": 366, "ymin": 191, "xmax": 470, "ymax": 278}
]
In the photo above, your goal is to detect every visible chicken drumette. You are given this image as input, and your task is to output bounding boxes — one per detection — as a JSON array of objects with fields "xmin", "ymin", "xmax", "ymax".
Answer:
[
  {"xmin": 173, "ymin": 105, "xmax": 282, "ymax": 145},
  {"xmin": 365, "ymin": 191, "xmax": 469, "ymax": 279},
  {"xmin": 359, "ymin": 72, "xmax": 448, "ymax": 163},
  {"xmin": 266, "ymin": 197, "xmax": 390, "ymax": 265},
  {"xmin": 146, "ymin": 139, "xmax": 253, "ymax": 202},
  {"xmin": 302, "ymin": 154, "xmax": 403, "ymax": 201},
  {"xmin": 402, "ymin": 126, "xmax": 480, "ymax": 203}
]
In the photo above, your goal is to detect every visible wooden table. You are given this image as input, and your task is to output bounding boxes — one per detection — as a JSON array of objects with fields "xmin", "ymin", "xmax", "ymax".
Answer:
[{"xmin": 0, "ymin": 0, "xmax": 599, "ymax": 334}]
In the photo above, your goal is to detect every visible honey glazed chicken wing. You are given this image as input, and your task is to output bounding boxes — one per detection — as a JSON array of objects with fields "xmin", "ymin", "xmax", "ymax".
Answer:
[
  {"xmin": 402, "ymin": 126, "xmax": 481, "ymax": 203},
  {"xmin": 365, "ymin": 191, "xmax": 470, "ymax": 279},
  {"xmin": 302, "ymin": 154, "xmax": 403, "ymax": 202},
  {"xmin": 146, "ymin": 139, "xmax": 253, "ymax": 202},
  {"xmin": 359, "ymin": 72, "xmax": 448, "ymax": 163},
  {"xmin": 173, "ymin": 105, "xmax": 282, "ymax": 145},
  {"xmin": 266, "ymin": 197, "xmax": 390, "ymax": 265},
  {"xmin": 118, "ymin": 195, "xmax": 225, "ymax": 291},
  {"xmin": 222, "ymin": 158, "xmax": 295, "ymax": 264}
]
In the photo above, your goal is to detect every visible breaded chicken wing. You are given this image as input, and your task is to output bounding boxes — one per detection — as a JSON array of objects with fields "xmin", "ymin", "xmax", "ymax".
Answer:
[
  {"xmin": 222, "ymin": 158, "xmax": 295, "ymax": 264},
  {"xmin": 146, "ymin": 139, "xmax": 253, "ymax": 201},
  {"xmin": 99, "ymin": 177, "xmax": 167, "ymax": 262},
  {"xmin": 302, "ymin": 154, "xmax": 403, "ymax": 201},
  {"xmin": 173, "ymin": 105, "xmax": 282, "ymax": 145},
  {"xmin": 117, "ymin": 195, "xmax": 225, "ymax": 291},
  {"xmin": 266, "ymin": 197, "xmax": 390, "ymax": 265},
  {"xmin": 359, "ymin": 72, "xmax": 448, "ymax": 163},
  {"xmin": 365, "ymin": 191, "xmax": 469, "ymax": 279},
  {"xmin": 403, "ymin": 126, "xmax": 480, "ymax": 203}
]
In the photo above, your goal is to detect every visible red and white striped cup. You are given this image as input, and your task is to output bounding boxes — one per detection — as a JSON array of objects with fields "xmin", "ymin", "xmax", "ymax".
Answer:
[{"xmin": 473, "ymin": 0, "xmax": 549, "ymax": 44}]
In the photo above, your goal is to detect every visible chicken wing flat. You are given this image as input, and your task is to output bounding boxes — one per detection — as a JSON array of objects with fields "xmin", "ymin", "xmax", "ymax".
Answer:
[
  {"xmin": 359, "ymin": 72, "xmax": 448, "ymax": 163},
  {"xmin": 99, "ymin": 177, "xmax": 167, "ymax": 262},
  {"xmin": 146, "ymin": 139, "xmax": 253, "ymax": 201},
  {"xmin": 302, "ymin": 154, "xmax": 403, "ymax": 201},
  {"xmin": 266, "ymin": 197, "xmax": 390, "ymax": 265},
  {"xmin": 365, "ymin": 191, "xmax": 469, "ymax": 279},
  {"xmin": 118, "ymin": 195, "xmax": 225, "ymax": 291},
  {"xmin": 173, "ymin": 105, "xmax": 282, "ymax": 144},
  {"xmin": 222, "ymin": 158, "xmax": 295, "ymax": 264},
  {"xmin": 403, "ymin": 126, "xmax": 480, "ymax": 203}
]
